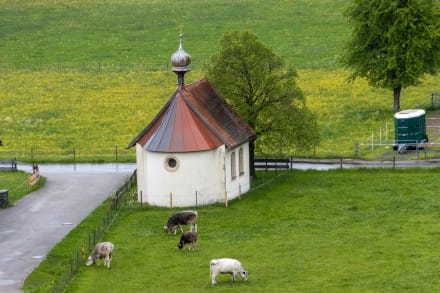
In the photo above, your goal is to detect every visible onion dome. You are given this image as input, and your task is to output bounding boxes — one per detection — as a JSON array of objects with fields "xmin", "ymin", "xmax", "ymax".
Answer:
[{"xmin": 171, "ymin": 33, "xmax": 191, "ymax": 72}]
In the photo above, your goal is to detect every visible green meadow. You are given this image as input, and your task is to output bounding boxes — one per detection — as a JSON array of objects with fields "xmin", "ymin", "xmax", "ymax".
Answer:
[
  {"xmin": 0, "ymin": 171, "xmax": 44, "ymax": 205},
  {"xmin": 24, "ymin": 169, "xmax": 440, "ymax": 292},
  {"xmin": 1, "ymin": 0, "xmax": 438, "ymax": 161},
  {"xmin": 0, "ymin": 0, "xmax": 437, "ymax": 291}
]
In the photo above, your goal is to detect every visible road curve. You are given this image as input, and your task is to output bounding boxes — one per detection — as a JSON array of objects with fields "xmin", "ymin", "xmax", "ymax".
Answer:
[{"xmin": 0, "ymin": 163, "xmax": 135, "ymax": 292}]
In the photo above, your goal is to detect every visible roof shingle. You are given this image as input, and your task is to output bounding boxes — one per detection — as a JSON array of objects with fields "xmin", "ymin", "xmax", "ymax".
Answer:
[{"xmin": 128, "ymin": 78, "xmax": 256, "ymax": 152}]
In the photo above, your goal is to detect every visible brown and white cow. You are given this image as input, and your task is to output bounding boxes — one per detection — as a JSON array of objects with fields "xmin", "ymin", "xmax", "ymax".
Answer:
[
  {"xmin": 86, "ymin": 242, "xmax": 114, "ymax": 269},
  {"xmin": 210, "ymin": 258, "xmax": 248, "ymax": 285},
  {"xmin": 164, "ymin": 210, "xmax": 198, "ymax": 235},
  {"xmin": 178, "ymin": 231, "xmax": 198, "ymax": 251}
]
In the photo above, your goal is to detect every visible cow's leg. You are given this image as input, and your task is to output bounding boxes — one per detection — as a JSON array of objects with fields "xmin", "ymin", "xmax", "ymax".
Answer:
[
  {"xmin": 232, "ymin": 272, "xmax": 236, "ymax": 282},
  {"xmin": 211, "ymin": 271, "xmax": 218, "ymax": 285},
  {"xmin": 106, "ymin": 255, "xmax": 110, "ymax": 268},
  {"xmin": 179, "ymin": 225, "xmax": 184, "ymax": 234}
]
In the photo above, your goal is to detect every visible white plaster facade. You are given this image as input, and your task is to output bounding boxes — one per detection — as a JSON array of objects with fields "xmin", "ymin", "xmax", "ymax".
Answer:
[{"xmin": 136, "ymin": 142, "xmax": 251, "ymax": 207}]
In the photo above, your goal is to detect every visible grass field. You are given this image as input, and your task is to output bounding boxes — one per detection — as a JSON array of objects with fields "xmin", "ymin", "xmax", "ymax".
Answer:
[
  {"xmin": 1, "ymin": 0, "xmax": 438, "ymax": 161},
  {"xmin": 23, "ymin": 168, "xmax": 440, "ymax": 292},
  {"xmin": 0, "ymin": 0, "xmax": 348, "ymax": 70},
  {"xmin": 0, "ymin": 171, "xmax": 45, "ymax": 205},
  {"xmin": 4, "ymin": 1, "xmax": 439, "ymax": 290}
]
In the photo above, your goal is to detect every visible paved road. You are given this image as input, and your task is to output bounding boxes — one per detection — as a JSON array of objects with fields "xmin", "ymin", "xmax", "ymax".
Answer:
[{"xmin": 0, "ymin": 163, "xmax": 135, "ymax": 292}]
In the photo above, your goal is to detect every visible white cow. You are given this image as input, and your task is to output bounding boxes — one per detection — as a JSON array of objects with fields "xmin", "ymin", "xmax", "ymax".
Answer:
[
  {"xmin": 210, "ymin": 258, "xmax": 248, "ymax": 285},
  {"xmin": 86, "ymin": 242, "xmax": 114, "ymax": 269}
]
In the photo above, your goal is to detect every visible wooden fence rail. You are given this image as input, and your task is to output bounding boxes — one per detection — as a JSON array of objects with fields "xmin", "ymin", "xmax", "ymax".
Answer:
[
  {"xmin": 0, "ymin": 159, "xmax": 17, "ymax": 172},
  {"xmin": 254, "ymin": 158, "xmax": 290, "ymax": 171}
]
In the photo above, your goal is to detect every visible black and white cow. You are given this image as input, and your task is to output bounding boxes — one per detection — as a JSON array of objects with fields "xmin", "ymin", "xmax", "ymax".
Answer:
[
  {"xmin": 86, "ymin": 242, "xmax": 114, "ymax": 269},
  {"xmin": 164, "ymin": 210, "xmax": 198, "ymax": 235},
  {"xmin": 178, "ymin": 231, "xmax": 198, "ymax": 251},
  {"xmin": 210, "ymin": 258, "xmax": 248, "ymax": 285}
]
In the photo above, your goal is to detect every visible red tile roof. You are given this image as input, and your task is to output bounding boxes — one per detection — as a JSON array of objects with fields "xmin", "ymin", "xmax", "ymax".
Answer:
[{"xmin": 128, "ymin": 78, "xmax": 256, "ymax": 152}]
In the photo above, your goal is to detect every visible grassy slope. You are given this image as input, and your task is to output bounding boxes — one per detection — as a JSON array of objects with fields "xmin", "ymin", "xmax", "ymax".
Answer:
[
  {"xmin": 0, "ymin": 171, "xmax": 45, "ymax": 205},
  {"xmin": 45, "ymin": 168, "xmax": 440, "ymax": 292},
  {"xmin": 1, "ymin": 0, "xmax": 439, "ymax": 160},
  {"xmin": 0, "ymin": 0, "xmax": 347, "ymax": 70}
]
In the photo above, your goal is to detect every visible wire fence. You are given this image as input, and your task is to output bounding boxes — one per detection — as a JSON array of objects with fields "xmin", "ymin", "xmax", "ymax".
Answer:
[
  {"xmin": 49, "ymin": 169, "xmax": 137, "ymax": 293},
  {"xmin": 0, "ymin": 146, "xmax": 136, "ymax": 163}
]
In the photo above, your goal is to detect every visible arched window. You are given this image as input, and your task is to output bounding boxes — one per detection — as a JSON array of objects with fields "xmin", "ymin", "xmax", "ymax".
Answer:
[
  {"xmin": 239, "ymin": 147, "xmax": 244, "ymax": 176},
  {"xmin": 231, "ymin": 152, "xmax": 237, "ymax": 180}
]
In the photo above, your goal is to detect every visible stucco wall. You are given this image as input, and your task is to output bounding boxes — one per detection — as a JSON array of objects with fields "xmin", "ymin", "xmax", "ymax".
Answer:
[
  {"xmin": 224, "ymin": 143, "xmax": 251, "ymax": 201},
  {"xmin": 136, "ymin": 142, "xmax": 251, "ymax": 207}
]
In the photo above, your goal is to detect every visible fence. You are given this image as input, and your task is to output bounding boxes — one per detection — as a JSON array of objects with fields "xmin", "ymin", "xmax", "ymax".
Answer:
[
  {"xmin": 254, "ymin": 158, "xmax": 290, "ymax": 171},
  {"xmin": 0, "ymin": 146, "xmax": 135, "ymax": 163},
  {"xmin": 431, "ymin": 92, "xmax": 440, "ymax": 109},
  {"xmin": 49, "ymin": 169, "xmax": 137, "ymax": 293},
  {"xmin": 0, "ymin": 159, "xmax": 17, "ymax": 171}
]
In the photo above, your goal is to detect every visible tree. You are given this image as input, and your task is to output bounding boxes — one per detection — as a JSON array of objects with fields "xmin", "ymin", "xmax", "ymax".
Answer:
[
  {"xmin": 207, "ymin": 30, "xmax": 319, "ymax": 175},
  {"xmin": 340, "ymin": 0, "xmax": 440, "ymax": 112}
]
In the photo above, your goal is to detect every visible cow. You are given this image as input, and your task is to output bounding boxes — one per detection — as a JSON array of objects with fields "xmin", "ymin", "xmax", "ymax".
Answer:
[
  {"xmin": 164, "ymin": 210, "xmax": 198, "ymax": 235},
  {"xmin": 86, "ymin": 242, "xmax": 114, "ymax": 269},
  {"xmin": 210, "ymin": 258, "xmax": 248, "ymax": 285},
  {"xmin": 178, "ymin": 231, "xmax": 198, "ymax": 251}
]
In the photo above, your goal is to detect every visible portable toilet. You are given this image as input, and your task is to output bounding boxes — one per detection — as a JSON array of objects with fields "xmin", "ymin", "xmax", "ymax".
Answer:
[{"xmin": 393, "ymin": 109, "xmax": 428, "ymax": 150}]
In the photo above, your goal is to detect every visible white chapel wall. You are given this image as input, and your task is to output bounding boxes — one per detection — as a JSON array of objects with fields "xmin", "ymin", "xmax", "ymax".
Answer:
[
  {"xmin": 139, "ymin": 145, "xmax": 227, "ymax": 207},
  {"xmin": 224, "ymin": 142, "xmax": 251, "ymax": 201}
]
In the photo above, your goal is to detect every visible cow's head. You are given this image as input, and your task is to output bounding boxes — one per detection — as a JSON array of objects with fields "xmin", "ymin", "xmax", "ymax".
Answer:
[
  {"xmin": 86, "ymin": 256, "xmax": 94, "ymax": 266},
  {"xmin": 239, "ymin": 270, "xmax": 248, "ymax": 281}
]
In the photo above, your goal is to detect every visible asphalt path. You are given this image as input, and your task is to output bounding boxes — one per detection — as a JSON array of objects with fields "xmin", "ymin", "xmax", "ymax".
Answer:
[{"xmin": 0, "ymin": 163, "xmax": 135, "ymax": 292}]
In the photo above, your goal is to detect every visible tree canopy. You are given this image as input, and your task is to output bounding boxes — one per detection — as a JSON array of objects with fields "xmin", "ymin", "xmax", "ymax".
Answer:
[
  {"xmin": 340, "ymin": 0, "xmax": 440, "ymax": 112},
  {"xmin": 206, "ymin": 30, "xmax": 319, "ymax": 160}
]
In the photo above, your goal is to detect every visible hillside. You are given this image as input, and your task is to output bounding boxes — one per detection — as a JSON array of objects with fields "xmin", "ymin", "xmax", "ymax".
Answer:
[{"xmin": 0, "ymin": 0, "xmax": 438, "ymax": 161}]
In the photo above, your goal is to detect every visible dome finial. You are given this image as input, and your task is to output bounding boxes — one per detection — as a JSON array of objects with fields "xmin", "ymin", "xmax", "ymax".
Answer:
[
  {"xmin": 171, "ymin": 33, "xmax": 191, "ymax": 72},
  {"xmin": 171, "ymin": 33, "xmax": 191, "ymax": 89}
]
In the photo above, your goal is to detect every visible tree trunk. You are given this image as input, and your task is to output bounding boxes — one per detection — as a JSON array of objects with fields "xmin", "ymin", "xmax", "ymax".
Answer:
[
  {"xmin": 393, "ymin": 87, "xmax": 401, "ymax": 112},
  {"xmin": 249, "ymin": 140, "xmax": 256, "ymax": 178}
]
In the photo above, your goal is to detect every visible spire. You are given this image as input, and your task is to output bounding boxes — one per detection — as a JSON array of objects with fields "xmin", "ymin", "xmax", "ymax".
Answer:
[{"xmin": 171, "ymin": 33, "xmax": 191, "ymax": 89}]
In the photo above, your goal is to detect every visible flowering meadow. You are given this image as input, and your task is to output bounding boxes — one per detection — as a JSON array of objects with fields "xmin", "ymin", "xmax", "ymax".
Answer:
[
  {"xmin": 0, "ymin": 68, "xmax": 438, "ymax": 161},
  {"xmin": 0, "ymin": 0, "xmax": 439, "ymax": 161}
]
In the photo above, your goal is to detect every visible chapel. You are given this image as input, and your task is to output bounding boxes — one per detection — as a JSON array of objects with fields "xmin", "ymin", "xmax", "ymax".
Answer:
[{"xmin": 128, "ymin": 34, "xmax": 256, "ymax": 207}]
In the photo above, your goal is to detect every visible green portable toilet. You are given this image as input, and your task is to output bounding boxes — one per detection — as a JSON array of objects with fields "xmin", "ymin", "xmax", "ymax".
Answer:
[{"xmin": 393, "ymin": 109, "xmax": 428, "ymax": 150}]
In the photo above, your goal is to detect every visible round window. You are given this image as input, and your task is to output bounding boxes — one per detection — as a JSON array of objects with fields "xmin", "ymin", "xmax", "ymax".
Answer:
[
  {"xmin": 168, "ymin": 158, "xmax": 177, "ymax": 168},
  {"xmin": 164, "ymin": 156, "xmax": 179, "ymax": 172}
]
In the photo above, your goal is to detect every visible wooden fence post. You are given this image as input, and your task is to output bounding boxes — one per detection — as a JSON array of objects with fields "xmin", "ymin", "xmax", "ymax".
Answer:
[{"xmin": 169, "ymin": 192, "xmax": 173, "ymax": 208}]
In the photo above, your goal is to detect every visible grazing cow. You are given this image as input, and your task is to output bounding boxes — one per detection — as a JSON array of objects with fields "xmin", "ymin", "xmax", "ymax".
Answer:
[
  {"xmin": 164, "ymin": 210, "xmax": 198, "ymax": 235},
  {"xmin": 210, "ymin": 258, "xmax": 248, "ymax": 285},
  {"xmin": 86, "ymin": 242, "xmax": 114, "ymax": 269},
  {"xmin": 178, "ymin": 231, "xmax": 198, "ymax": 251}
]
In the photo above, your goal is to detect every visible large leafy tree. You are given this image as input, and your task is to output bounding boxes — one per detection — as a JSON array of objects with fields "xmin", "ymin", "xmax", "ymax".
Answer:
[
  {"xmin": 207, "ymin": 30, "xmax": 319, "ymax": 175},
  {"xmin": 341, "ymin": 0, "xmax": 440, "ymax": 112}
]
